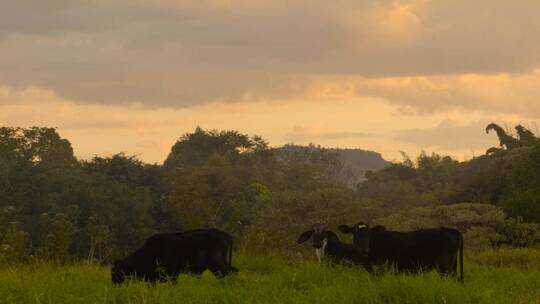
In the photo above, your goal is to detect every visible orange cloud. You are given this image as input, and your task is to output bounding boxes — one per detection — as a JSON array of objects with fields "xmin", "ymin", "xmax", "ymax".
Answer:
[
  {"xmin": 299, "ymin": 68, "xmax": 540, "ymax": 118},
  {"xmin": 0, "ymin": 84, "xmax": 517, "ymax": 163}
]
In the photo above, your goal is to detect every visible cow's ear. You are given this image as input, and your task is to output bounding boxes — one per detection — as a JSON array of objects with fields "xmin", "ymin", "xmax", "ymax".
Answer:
[
  {"xmin": 297, "ymin": 231, "xmax": 313, "ymax": 244},
  {"xmin": 371, "ymin": 225, "xmax": 386, "ymax": 233},
  {"xmin": 338, "ymin": 224, "xmax": 353, "ymax": 234}
]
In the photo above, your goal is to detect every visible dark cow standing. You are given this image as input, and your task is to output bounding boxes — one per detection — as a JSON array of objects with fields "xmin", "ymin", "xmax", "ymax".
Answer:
[
  {"xmin": 338, "ymin": 223, "xmax": 464, "ymax": 282},
  {"xmin": 111, "ymin": 228, "xmax": 236, "ymax": 284},
  {"xmin": 297, "ymin": 223, "xmax": 365, "ymax": 265}
]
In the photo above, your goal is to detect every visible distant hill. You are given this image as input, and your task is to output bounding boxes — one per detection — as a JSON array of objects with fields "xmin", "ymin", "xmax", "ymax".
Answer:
[
  {"xmin": 328, "ymin": 147, "xmax": 390, "ymax": 187},
  {"xmin": 274, "ymin": 145, "xmax": 390, "ymax": 188}
]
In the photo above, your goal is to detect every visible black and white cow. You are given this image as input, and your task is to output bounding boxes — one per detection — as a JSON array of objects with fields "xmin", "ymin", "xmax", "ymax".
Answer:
[
  {"xmin": 111, "ymin": 228, "xmax": 237, "ymax": 284},
  {"xmin": 338, "ymin": 222, "xmax": 464, "ymax": 282},
  {"xmin": 297, "ymin": 223, "xmax": 365, "ymax": 265}
]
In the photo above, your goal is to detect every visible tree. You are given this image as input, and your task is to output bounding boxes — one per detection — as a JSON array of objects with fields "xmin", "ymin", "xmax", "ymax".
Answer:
[
  {"xmin": 164, "ymin": 127, "xmax": 262, "ymax": 170},
  {"xmin": 486, "ymin": 123, "xmax": 522, "ymax": 152},
  {"xmin": 163, "ymin": 153, "xmax": 261, "ymax": 232},
  {"xmin": 80, "ymin": 213, "xmax": 110, "ymax": 262},
  {"xmin": 37, "ymin": 211, "xmax": 77, "ymax": 263},
  {"xmin": 485, "ymin": 123, "xmax": 537, "ymax": 155},
  {"xmin": 0, "ymin": 206, "xmax": 28, "ymax": 264},
  {"xmin": 0, "ymin": 127, "xmax": 79, "ymax": 248},
  {"xmin": 515, "ymin": 124, "xmax": 537, "ymax": 146}
]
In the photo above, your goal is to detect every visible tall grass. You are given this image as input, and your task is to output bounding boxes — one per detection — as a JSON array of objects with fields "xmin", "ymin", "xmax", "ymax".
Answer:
[
  {"xmin": 468, "ymin": 247, "xmax": 540, "ymax": 269},
  {"xmin": 1, "ymin": 249, "xmax": 540, "ymax": 304}
]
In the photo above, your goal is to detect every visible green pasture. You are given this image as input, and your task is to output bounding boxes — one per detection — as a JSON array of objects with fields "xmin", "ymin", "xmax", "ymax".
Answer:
[{"xmin": 1, "ymin": 249, "xmax": 540, "ymax": 304}]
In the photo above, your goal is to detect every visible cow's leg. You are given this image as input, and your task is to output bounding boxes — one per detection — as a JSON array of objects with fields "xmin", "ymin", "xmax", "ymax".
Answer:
[
  {"xmin": 437, "ymin": 255, "xmax": 454, "ymax": 279},
  {"xmin": 450, "ymin": 254, "xmax": 458, "ymax": 278},
  {"xmin": 207, "ymin": 249, "xmax": 235, "ymax": 278},
  {"xmin": 146, "ymin": 272, "xmax": 159, "ymax": 285},
  {"xmin": 190, "ymin": 267, "xmax": 206, "ymax": 276},
  {"xmin": 164, "ymin": 266, "xmax": 181, "ymax": 284},
  {"xmin": 209, "ymin": 263, "xmax": 231, "ymax": 278},
  {"xmin": 208, "ymin": 258, "xmax": 235, "ymax": 278}
]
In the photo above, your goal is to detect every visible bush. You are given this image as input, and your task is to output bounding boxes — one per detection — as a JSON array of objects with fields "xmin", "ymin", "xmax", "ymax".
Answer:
[
  {"xmin": 468, "ymin": 248, "xmax": 540, "ymax": 269},
  {"xmin": 371, "ymin": 203, "xmax": 539, "ymax": 250}
]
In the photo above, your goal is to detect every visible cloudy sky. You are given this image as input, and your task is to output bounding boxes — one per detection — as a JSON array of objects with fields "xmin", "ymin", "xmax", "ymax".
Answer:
[{"xmin": 1, "ymin": 0, "xmax": 539, "ymax": 163}]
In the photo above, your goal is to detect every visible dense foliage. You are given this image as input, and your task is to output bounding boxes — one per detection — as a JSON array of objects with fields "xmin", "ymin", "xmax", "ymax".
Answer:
[{"xmin": 0, "ymin": 124, "xmax": 539, "ymax": 264}]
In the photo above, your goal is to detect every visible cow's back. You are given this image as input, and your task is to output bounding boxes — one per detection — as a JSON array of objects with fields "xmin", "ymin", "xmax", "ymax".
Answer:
[
  {"xmin": 164, "ymin": 229, "xmax": 232, "ymax": 247},
  {"xmin": 119, "ymin": 231, "xmax": 223, "ymax": 274},
  {"xmin": 369, "ymin": 228, "xmax": 461, "ymax": 271},
  {"xmin": 178, "ymin": 228, "xmax": 233, "ymax": 266}
]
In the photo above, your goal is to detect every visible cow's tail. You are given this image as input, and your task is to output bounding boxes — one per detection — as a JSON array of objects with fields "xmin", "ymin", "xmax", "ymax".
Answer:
[
  {"xmin": 459, "ymin": 232, "xmax": 464, "ymax": 283},
  {"xmin": 228, "ymin": 236, "xmax": 233, "ymax": 267}
]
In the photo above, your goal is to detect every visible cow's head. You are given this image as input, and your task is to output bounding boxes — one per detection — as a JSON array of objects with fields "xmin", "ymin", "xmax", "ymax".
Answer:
[
  {"xmin": 297, "ymin": 223, "xmax": 329, "ymax": 262},
  {"xmin": 111, "ymin": 260, "xmax": 127, "ymax": 284},
  {"xmin": 338, "ymin": 222, "xmax": 385, "ymax": 257}
]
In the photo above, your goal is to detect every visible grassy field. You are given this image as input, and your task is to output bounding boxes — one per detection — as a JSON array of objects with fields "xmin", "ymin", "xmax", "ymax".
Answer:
[{"xmin": 1, "ymin": 249, "xmax": 540, "ymax": 304}]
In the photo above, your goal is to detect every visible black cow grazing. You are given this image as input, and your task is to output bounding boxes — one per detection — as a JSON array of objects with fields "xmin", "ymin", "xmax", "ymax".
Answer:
[
  {"xmin": 338, "ymin": 222, "xmax": 464, "ymax": 282},
  {"xmin": 297, "ymin": 223, "xmax": 365, "ymax": 265},
  {"xmin": 163, "ymin": 229, "xmax": 234, "ymax": 267},
  {"xmin": 111, "ymin": 228, "xmax": 237, "ymax": 284}
]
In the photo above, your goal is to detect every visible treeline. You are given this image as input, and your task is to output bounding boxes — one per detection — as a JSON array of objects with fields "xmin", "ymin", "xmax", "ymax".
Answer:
[{"xmin": 0, "ymin": 124, "xmax": 539, "ymax": 264}]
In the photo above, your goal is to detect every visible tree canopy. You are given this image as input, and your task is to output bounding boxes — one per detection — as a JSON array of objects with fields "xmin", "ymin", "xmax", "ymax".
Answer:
[{"xmin": 1, "ymin": 124, "xmax": 539, "ymax": 264}]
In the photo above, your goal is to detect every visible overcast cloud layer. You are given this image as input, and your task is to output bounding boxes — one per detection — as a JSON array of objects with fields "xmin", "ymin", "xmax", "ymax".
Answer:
[
  {"xmin": 1, "ymin": 0, "xmax": 539, "ymax": 162},
  {"xmin": 1, "ymin": 0, "xmax": 540, "ymax": 111}
]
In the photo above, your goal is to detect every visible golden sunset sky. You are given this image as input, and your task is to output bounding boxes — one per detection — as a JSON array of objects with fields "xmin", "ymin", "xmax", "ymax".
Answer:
[{"xmin": 1, "ymin": 0, "xmax": 539, "ymax": 163}]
